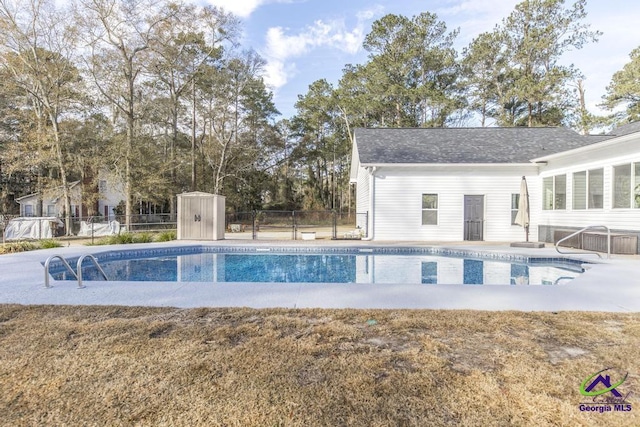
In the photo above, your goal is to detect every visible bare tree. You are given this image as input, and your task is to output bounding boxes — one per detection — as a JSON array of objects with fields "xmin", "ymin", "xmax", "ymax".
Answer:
[
  {"xmin": 0, "ymin": 0, "xmax": 82, "ymax": 234},
  {"xmin": 75, "ymin": 0, "xmax": 175, "ymax": 228},
  {"xmin": 146, "ymin": 2, "xmax": 238, "ymax": 204}
]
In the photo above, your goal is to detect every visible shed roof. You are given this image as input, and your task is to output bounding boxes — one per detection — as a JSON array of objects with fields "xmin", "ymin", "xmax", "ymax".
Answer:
[{"xmin": 354, "ymin": 127, "xmax": 610, "ymax": 164}]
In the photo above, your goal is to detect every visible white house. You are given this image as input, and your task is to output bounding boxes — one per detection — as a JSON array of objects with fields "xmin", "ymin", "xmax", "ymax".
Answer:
[
  {"xmin": 16, "ymin": 171, "xmax": 125, "ymax": 220},
  {"xmin": 536, "ymin": 121, "xmax": 640, "ymax": 253},
  {"xmin": 350, "ymin": 125, "xmax": 640, "ymax": 253},
  {"xmin": 16, "ymin": 180, "xmax": 84, "ymax": 218}
]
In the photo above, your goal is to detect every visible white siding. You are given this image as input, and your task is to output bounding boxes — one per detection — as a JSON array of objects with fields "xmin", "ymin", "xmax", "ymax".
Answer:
[
  {"xmin": 539, "ymin": 134, "xmax": 640, "ymax": 231},
  {"xmin": 97, "ymin": 171, "xmax": 126, "ymax": 220},
  {"xmin": 371, "ymin": 166, "xmax": 539, "ymax": 241}
]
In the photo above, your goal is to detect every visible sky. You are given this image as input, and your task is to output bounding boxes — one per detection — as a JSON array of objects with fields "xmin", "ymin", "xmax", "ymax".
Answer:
[{"xmin": 199, "ymin": 0, "xmax": 640, "ymax": 122}]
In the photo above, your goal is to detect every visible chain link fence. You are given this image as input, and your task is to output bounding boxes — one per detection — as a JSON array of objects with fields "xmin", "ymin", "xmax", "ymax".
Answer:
[
  {"xmin": 225, "ymin": 210, "xmax": 364, "ymax": 240},
  {"xmin": 2, "ymin": 210, "xmax": 367, "ymax": 242}
]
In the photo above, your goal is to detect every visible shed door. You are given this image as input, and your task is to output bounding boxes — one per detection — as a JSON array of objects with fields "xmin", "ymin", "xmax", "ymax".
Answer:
[
  {"xmin": 181, "ymin": 196, "xmax": 204, "ymax": 239},
  {"xmin": 464, "ymin": 195, "xmax": 484, "ymax": 241}
]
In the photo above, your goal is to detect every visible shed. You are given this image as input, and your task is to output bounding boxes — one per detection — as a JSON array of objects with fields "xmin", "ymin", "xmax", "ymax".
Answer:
[{"xmin": 177, "ymin": 192, "xmax": 225, "ymax": 240}]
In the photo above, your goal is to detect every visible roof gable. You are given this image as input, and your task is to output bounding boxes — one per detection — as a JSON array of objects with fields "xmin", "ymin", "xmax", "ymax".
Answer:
[{"xmin": 354, "ymin": 127, "xmax": 609, "ymax": 165}]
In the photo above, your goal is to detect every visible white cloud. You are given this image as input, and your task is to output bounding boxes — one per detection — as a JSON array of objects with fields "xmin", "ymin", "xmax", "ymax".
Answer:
[
  {"xmin": 263, "ymin": 59, "xmax": 296, "ymax": 90},
  {"xmin": 204, "ymin": 0, "xmax": 296, "ymax": 18},
  {"xmin": 356, "ymin": 5, "xmax": 385, "ymax": 22},
  {"xmin": 435, "ymin": 0, "xmax": 519, "ymax": 44},
  {"xmin": 203, "ymin": 0, "xmax": 263, "ymax": 18},
  {"xmin": 436, "ymin": 0, "xmax": 522, "ymax": 19},
  {"xmin": 262, "ymin": 11, "xmax": 379, "ymax": 90}
]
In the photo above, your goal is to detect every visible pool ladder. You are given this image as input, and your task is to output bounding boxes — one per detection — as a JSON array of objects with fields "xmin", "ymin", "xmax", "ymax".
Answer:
[{"xmin": 44, "ymin": 254, "xmax": 109, "ymax": 288}]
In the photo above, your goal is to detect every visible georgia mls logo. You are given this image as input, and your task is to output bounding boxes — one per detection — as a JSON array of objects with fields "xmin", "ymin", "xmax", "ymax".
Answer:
[{"xmin": 579, "ymin": 367, "xmax": 633, "ymax": 413}]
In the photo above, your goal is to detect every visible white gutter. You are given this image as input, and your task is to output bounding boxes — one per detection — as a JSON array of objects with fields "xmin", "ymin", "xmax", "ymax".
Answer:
[
  {"xmin": 358, "ymin": 162, "xmax": 538, "ymax": 168},
  {"xmin": 363, "ymin": 166, "xmax": 376, "ymax": 241}
]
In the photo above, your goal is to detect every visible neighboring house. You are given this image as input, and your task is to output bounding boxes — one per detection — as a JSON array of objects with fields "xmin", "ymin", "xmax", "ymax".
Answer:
[
  {"xmin": 16, "ymin": 172, "xmax": 125, "ymax": 220},
  {"xmin": 16, "ymin": 180, "xmax": 84, "ymax": 218},
  {"xmin": 350, "ymin": 126, "xmax": 640, "ymax": 252},
  {"xmin": 96, "ymin": 174, "xmax": 125, "ymax": 220}
]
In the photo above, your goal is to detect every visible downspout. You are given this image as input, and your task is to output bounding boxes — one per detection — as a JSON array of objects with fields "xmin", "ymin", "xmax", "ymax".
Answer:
[{"xmin": 363, "ymin": 166, "xmax": 376, "ymax": 241}]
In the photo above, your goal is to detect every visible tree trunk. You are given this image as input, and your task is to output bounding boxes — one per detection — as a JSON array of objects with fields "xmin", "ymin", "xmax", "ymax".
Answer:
[
  {"xmin": 191, "ymin": 78, "xmax": 197, "ymax": 191},
  {"xmin": 50, "ymin": 118, "xmax": 72, "ymax": 235}
]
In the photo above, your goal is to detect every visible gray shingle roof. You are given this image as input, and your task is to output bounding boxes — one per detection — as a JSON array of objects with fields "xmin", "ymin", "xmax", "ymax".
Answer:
[
  {"xmin": 354, "ymin": 127, "xmax": 610, "ymax": 164},
  {"xmin": 609, "ymin": 121, "xmax": 640, "ymax": 137}
]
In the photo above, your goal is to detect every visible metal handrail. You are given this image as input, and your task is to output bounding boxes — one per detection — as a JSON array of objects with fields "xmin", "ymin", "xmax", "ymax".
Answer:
[
  {"xmin": 77, "ymin": 254, "xmax": 108, "ymax": 288},
  {"xmin": 555, "ymin": 225, "xmax": 610, "ymax": 259},
  {"xmin": 44, "ymin": 255, "xmax": 78, "ymax": 288}
]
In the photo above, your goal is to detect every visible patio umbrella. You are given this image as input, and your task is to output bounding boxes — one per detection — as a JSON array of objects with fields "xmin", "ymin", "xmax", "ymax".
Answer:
[{"xmin": 514, "ymin": 176, "xmax": 530, "ymax": 242}]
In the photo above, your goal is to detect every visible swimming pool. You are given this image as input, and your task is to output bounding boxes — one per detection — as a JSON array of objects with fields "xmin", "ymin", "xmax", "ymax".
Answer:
[{"xmin": 50, "ymin": 246, "xmax": 585, "ymax": 285}]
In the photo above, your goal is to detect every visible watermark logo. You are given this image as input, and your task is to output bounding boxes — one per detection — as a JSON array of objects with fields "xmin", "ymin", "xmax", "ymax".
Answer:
[{"xmin": 579, "ymin": 368, "xmax": 633, "ymax": 413}]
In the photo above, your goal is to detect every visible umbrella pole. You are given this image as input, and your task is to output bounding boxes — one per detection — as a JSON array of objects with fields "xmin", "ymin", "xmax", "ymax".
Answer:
[{"xmin": 525, "ymin": 226, "xmax": 529, "ymax": 242}]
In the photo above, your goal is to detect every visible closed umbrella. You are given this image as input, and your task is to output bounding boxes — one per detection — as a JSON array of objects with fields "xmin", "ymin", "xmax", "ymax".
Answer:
[{"xmin": 514, "ymin": 176, "xmax": 530, "ymax": 242}]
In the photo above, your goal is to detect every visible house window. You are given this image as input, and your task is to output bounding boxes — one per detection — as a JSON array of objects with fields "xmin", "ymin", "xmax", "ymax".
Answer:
[
  {"xmin": 555, "ymin": 175, "xmax": 566, "ymax": 209},
  {"xmin": 543, "ymin": 177, "xmax": 553, "ymax": 210},
  {"xmin": 511, "ymin": 194, "xmax": 519, "ymax": 224},
  {"xmin": 635, "ymin": 163, "xmax": 640, "ymax": 208},
  {"xmin": 46, "ymin": 204, "xmax": 56, "ymax": 217},
  {"xmin": 588, "ymin": 168, "xmax": 603, "ymax": 209},
  {"xmin": 24, "ymin": 204, "xmax": 33, "ymax": 217},
  {"xmin": 542, "ymin": 175, "xmax": 566, "ymax": 210},
  {"xmin": 573, "ymin": 171, "xmax": 586, "ymax": 210},
  {"xmin": 421, "ymin": 194, "xmax": 438, "ymax": 225},
  {"xmin": 613, "ymin": 164, "xmax": 632, "ymax": 208},
  {"xmin": 613, "ymin": 163, "xmax": 640, "ymax": 209},
  {"xmin": 573, "ymin": 169, "xmax": 605, "ymax": 209}
]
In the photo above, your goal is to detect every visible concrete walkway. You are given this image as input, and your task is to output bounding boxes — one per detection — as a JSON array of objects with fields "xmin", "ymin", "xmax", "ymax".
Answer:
[{"xmin": 0, "ymin": 240, "xmax": 638, "ymax": 312}]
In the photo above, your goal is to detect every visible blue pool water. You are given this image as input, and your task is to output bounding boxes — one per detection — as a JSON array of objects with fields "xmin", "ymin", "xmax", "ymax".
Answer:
[{"xmin": 51, "ymin": 249, "xmax": 584, "ymax": 285}]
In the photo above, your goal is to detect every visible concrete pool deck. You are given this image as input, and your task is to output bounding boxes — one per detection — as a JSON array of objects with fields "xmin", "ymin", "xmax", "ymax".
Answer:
[{"xmin": 0, "ymin": 240, "xmax": 638, "ymax": 312}]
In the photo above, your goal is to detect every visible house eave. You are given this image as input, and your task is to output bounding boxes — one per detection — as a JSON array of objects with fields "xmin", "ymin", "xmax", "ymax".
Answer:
[
  {"xmin": 15, "ymin": 193, "xmax": 38, "ymax": 202},
  {"xmin": 531, "ymin": 132, "xmax": 636, "ymax": 162}
]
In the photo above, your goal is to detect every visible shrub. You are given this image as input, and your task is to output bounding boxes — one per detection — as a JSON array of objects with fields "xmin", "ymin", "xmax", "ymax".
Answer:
[
  {"xmin": 0, "ymin": 241, "xmax": 39, "ymax": 254},
  {"xmin": 155, "ymin": 230, "xmax": 177, "ymax": 242},
  {"xmin": 86, "ymin": 233, "xmax": 134, "ymax": 245},
  {"xmin": 85, "ymin": 231, "xmax": 166, "ymax": 246},
  {"xmin": 133, "ymin": 233, "xmax": 154, "ymax": 244},
  {"xmin": 39, "ymin": 239, "xmax": 63, "ymax": 249},
  {"xmin": 110, "ymin": 233, "xmax": 135, "ymax": 244}
]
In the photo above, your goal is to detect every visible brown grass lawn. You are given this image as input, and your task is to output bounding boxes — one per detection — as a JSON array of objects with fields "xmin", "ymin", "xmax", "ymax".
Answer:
[{"xmin": 0, "ymin": 305, "xmax": 638, "ymax": 426}]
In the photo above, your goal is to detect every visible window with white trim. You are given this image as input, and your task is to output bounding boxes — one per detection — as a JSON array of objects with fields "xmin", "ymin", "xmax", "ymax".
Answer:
[
  {"xmin": 573, "ymin": 171, "xmax": 586, "ymax": 210},
  {"xmin": 588, "ymin": 168, "xmax": 603, "ymax": 209},
  {"xmin": 542, "ymin": 175, "xmax": 566, "ymax": 210},
  {"xmin": 635, "ymin": 163, "xmax": 640, "ymax": 208},
  {"xmin": 421, "ymin": 194, "xmax": 438, "ymax": 225},
  {"xmin": 613, "ymin": 164, "xmax": 631, "ymax": 208},
  {"xmin": 573, "ymin": 168, "xmax": 604, "ymax": 209},
  {"xmin": 511, "ymin": 194, "xmax": 519, "ymax": 224},
  {"xmin": 613, "ymin": 163, "xmax": 640, "ymax": 208}
]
